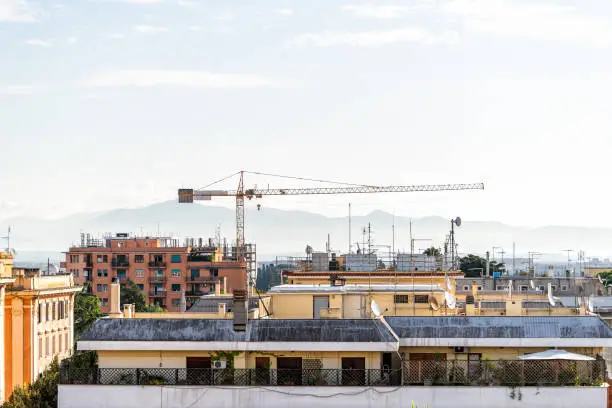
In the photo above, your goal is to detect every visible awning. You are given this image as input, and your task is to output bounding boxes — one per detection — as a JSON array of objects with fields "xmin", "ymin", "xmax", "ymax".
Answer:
[{"xmin": 518, "ymin": 350, "xmax": 595, "ymax": 361}]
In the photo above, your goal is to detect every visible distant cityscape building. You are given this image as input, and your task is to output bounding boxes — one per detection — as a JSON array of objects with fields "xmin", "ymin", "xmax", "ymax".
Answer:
[{"xmin": 64, "ymin": 233, "xmax": 255, "ymax": 312}]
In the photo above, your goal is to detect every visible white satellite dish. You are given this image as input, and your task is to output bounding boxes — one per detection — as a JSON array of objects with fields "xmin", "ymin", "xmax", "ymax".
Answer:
[
  {"xmin": 530, "ymin": 280, "xmax": 535, "ymax": 290},
  {"xmin": 454, "ymin": 217, "xmax": 462, "ymax": 227},
  {"xmin": 371, "ymin": 299, "xmax": 382, "ymax": 317},
  {"xmin": 444, "ymin": 291, "xmax": 456, "ymax": 310},
  {"xmin": 430, "ymin": 297, "xmax": 440, "ymax": 311},
  {"xmin": 598, "ymin": 274, "xmax": 604, "ymax": 284},
  {"xmin": 547, "ymin": 283, "xmax": 560, "ymax": 307},
  {"xmin": 446, "ymin": 276, "xmax": 453, "ymax": 292}
]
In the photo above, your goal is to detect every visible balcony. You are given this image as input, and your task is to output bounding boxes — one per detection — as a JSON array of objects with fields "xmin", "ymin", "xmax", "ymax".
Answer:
[
  {"xmin": 112, "ymin": 259, "xmax": 130, "ymax": 268},
  {"xmin": 148, "ymin": 276, "xmax": 167, "ymax": 284},
  {"xmin": 187, "ymin": 276, "xmax": 214, "ymax": 283},
  {"xmin": 117, "ymin": 276, "xmax": 130, "ymax": 284},
  {"xmin": 148, "ymin": 291, "xmax": 167, "ymax": 297},
  {"xmin": 185, "ymin": 290, "xmax": 207, "ymax": 297},
  {"xmin": 84, "ymin": 259, "xmax": 93, "ymax": 268},
  {"xmin": 148, "ymin": 261, "xmax": 166, "ymax": 268},
  {"xmin": 58, "ymin": 360, "xmax": 606, "ymax": 387}
]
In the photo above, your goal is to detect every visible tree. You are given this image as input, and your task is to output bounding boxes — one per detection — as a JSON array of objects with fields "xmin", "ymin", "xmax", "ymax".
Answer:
[
  {"xmin": 74, "ymin": 292, "xmax": 102, "ymax": 340},
  {"xmin": 459, "ymin": 254, "xmax": 504, "ymax": 277},
  {"xmin": 255, "ymin": 264, "xmax": 284, "ymax": 291},
  {"xmin": 120, "ymin": 281, "xmax": 147, "ymax": 312},
  {"xmin": 2, "ymin": 358, "xmax": 59, "ymax": 408},
  {"xmin": 423, "ymin": 247, "xmax": 441, "ymax": 257},
  {"xmin": 142, "ymin": 304, "xmax": 166, "ymax": 312}
]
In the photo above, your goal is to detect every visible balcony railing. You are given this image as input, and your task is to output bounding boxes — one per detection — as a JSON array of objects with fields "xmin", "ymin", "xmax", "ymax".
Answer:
[
  {"xmin": 148, "ymin": 276, "xmax": 167, "ymax": 283},
  {"xmin": 112, "ymin": 259, "xmax": 130, "ymax": 267},
  {"xmin": 148, "ymin": 291, "xmax": 167, "ymax": 297},
  {"xmin": 185, "ymin": 290, "xmax": 207, "ymax": 297},
  {"xmin": 186, "ymin": 276, "xmax": 214, "ymax": 283},
  {"xmin": 58, "ymin": 361, "xmax": 605, "ymax": 387},
  {"xmin": 148, "ymin": 261, "xmax": 166, "ymax": 268}
]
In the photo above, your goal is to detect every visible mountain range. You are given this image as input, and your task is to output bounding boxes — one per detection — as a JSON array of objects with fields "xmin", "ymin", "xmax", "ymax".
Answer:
[{"xmin": 1, "ymin": 201, "xmax": 611, "ymax": 264}]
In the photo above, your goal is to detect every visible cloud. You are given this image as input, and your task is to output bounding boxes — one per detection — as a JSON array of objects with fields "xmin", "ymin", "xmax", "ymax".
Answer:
[
  {"xmin": 82, "ymin": 69, "xmax": 277, "ymax": 88},
  {"xmin": 187, "ymin": 25, "xmax": 201, "ymax": 31},
  {"xmin": 25, "ymin": 38, "xmax": 52, "ymax": 47},
  {"xmin": 67, "ymin": 36, "xmax": 78, "ymax": 44},
  {"xmin": 93, "ymin": 0, "xmax": 164, "ymax": 3},
  {"xmin": 134, "ymin": 25, "xmax": 168, "ymax": 33},
  {"xmin": 214, "ymin": 12, "xmax": 234, "ymax": 21},
  {"xmin": 439, "ymin": 0, "xmax": 612, "ymax": 47},
  {"xmin": 109, "ymin": 33, "xmax": 126, "ymax": 39},
  {"xmin": 342, "ymin": 4, "xmax": 409, "ymax": 19},
  {"xmin": 177, "ymin": 0, "xmax": 198, "ymax": 5},
  {"xmin": 276, "ymin": 8, "xmax": 293, "ymax": 16},
  {"xmin": 0, "ymin": 0, "xmax": 38, "ymax": 22},
  {"xmin": 3, "ymin": 85, "xmax": 36, "ymax": 95},
  {"xmin": 290, "ymin": 27, "xmax": 460, "ymax": 47}
]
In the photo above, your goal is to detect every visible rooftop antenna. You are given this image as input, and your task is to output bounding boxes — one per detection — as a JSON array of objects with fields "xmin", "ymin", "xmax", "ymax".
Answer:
[
  {"xmin": 348, "ymin": 203, "xmax": 352, "ymax": 254},
  {"xmin": 1, "ymin": 226, "xmax": 11, "ymax": 253},
  {"xmin": 392, "ymin": 210, "xmax": 395, "ymax": 268},
  {"xmin": 562, "ymin": 249, "xmax": 574, "ymax": 276}
]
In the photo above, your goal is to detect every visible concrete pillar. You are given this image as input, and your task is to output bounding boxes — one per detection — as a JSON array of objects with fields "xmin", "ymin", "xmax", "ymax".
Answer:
[{"xmin": 215, "ymin": 281, "xmax": 221, "ymax": 296}]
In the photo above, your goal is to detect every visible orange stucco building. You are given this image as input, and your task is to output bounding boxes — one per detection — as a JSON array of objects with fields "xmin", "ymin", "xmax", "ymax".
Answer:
[
  {"xmin": 65, "ymin": 233, "xmax": 250, "ymax": 312},
  {"xmin": 0, "ymin": 252, "xmax": 81, "ymax": 402}
]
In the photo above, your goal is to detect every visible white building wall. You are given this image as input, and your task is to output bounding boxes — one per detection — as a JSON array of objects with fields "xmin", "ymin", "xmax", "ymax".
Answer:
[{"xmin": 59, "ymin": 385, "xmax": 607, "ymax": 408}]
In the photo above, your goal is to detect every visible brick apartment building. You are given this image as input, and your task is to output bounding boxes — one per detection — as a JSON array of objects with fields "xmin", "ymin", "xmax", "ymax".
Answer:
[{"xmin": 64, "ymin": 233, "xmax": 253, "ymax": 312}]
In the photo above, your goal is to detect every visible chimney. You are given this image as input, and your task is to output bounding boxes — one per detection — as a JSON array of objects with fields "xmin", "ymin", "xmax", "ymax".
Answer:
[
  {"xmin": 109, "ymin": 277, "xmax": 123, "ymax": 318},
  {"xmin": 471, "ymin": 281, "xmax": 479, "ymax": 299},
  {"xmin": 222, "ymin": 276, "xmax": 227, "ymax": 294},
  {"xmin": 180, "ymin": 289, "xmax": 187, "ymax": 313},
  {"xmin": 215, "ymin": 280, "xmax": 221, "ymax": 296},
  {"xmin": 218, "ymin": 302, "xmax": 227, "ymax": 317},
  {"xmin": 232, "ymin": 289, "xmax": 248, "ymax": 331}
]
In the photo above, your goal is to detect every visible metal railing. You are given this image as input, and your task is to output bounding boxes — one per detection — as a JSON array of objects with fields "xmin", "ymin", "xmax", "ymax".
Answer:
[
  {"xmin": 59, "ymin": 361, "xmax": 605, "ymax": 387},
  {"xmin": 112, "ymin": 259, "xmax": 130, "ymax": 267},
  {"xmin": 148, "ymin": 276, "xmax": 167, "ymax": 283},
  {"xmin": 148, "ymin": 291, "xmax": 167, "ymax": 297},
  {"xmin": 148, "ymin": 261, "xmax": 166, "ymax": 268}
]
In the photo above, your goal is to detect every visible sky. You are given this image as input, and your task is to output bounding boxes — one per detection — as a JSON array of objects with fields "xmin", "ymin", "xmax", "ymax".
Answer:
[{"xmin": 2, "ymin": 0, "xmax": 612, "ymax": 228}]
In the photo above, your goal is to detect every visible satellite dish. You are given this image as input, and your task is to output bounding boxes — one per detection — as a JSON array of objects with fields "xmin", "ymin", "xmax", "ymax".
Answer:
[
  {"xmin": 587, "ymin": 296, "xmax": 595, "ymax": 313},
  {"xmin": 371, "ymin": 299, "xmax": 382, "ymax": 317},
  {"xmin": 445, "ymin": 291, "xmax": 456, "ymax": 310},
  {"xmin": 530, "ymin": 280, "xmax": 535, "ymax": 290},
  {"xmin": 598, "ymin": 274, "xmax": 604, "ymax": 284},
  {"xmin": 446, "ymin": 276, "xmax": 453, "ymax": 292},
  {"xmin": 454, "ymin": 217, "xmax": 462, "ymax": 227},
  {"xmin": 429, "ymin": 297, "xmax": 440, "ymax": 311}
]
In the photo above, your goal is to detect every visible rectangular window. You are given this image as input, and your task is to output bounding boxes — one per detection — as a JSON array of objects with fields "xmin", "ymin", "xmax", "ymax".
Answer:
[
  {"xmin": 190, "ymin": 269, "xmax": 200, "ymax": 278},
  {"xmin": 117, "ymin": 269, "xmax": 127, "ymax": 278},
  {"xmin": 561, "ymin": 285, "xmax": 568, "ymax": 291},
  {"xmin": 38, "ymin": 303, "xmax": 42, "ymax": 323},
  {"xmin": 52, "ymin": 302, "xmax": 56, "ymax": 320},
  {"xmin": 39, "ymin": 337, "xmax": 43, "ymax": 358},
  {"xmin": 97, "ymin": 269, "xmax": 102, "ymax": 277},
  {"xmin": 103, "ymin": 255, "xmax": 108, "ymax": 263},
  {"xmin": 171, "ymin": 255, "xmax": 181, "ymax": 263},
  {"xmin": 65, "ymin": 300, "xmax": 69, "ymax": 318},
  {"xmin": 97, "ymin": 255, "xmax": 103, "ymax": 263},
  {"xmin": 103, "ymin": 284, "xmax": 109, "ymax": 292},
  {"xmin": 135, "ymin": 255, "xmax": 144, "ymax": 263},
  {"xmin": 65, "ymin": 333, "xmax": 69, "ymax": 352},
  {"xmin": 172, "ymin": 284, "xmax": 181, "ymax": 292},
  {"xmin": 394, "ymin": 295, "xmax": 409, "ymax": 304},
  {"xmin": 52, "ymin": 335, "xmax": 56, "ymax": 355},
  {"xmin": 414, "ymin": 295, "xmax": 429, "ymax": 304},
  {"xmin": 520, "ymin": 285, "xmax": 528, "ymax": 292},
  {"xmin": 101, "ymin": 298, "xmax": 109, "ymax": 307},
  {"xmin": 135, "ymin": 269, "xmax": 145, "ymax": 278},
  {"xmin": 59, "ymin": 301, "xmax": 63, "ymax": 319},
  {"xmin": 97, "ymin": 284, "xmax": 103, "ymax": 292},
  {"xmin": 171, "ymin": 269, "xmax": 181, "ymax": 278},
  {"xmin": 45, "ymin": 337, "xmax": 49, "ymax": 356},
  {"xmin": 137, "ymin": 284, "xmax": 144, "ymax": 291},
  {"xmin": 59, "ymin": 334, "xmax": 62, "ymax": 353},
  {"xmin": 104, "ymin": 269, "xmax": 108, "ymax": 277},
  {"xmin": 45, "ymin": 303, "xmax": 49, "ymax": 322}
]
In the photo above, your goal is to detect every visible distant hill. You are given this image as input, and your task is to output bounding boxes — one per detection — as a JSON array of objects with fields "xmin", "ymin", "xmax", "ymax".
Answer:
[{"xmin": 1, "ymin": 201, "xmax": 612, "ymax": 263}]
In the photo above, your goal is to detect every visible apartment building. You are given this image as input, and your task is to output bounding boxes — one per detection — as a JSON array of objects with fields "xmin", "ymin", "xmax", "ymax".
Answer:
[
  {"xmin": 0, "ymin": 252, "xmax": 81, "ymax": 403},
  {"xmin": 64, "ymin": 233, "xmax": 251, "ymax": 312}
]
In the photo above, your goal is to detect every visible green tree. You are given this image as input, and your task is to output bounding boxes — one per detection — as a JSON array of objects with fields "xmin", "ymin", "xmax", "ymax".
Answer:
[
  {"xmin": 120, "ymin": 281, "xmax": 147, "ymax": 312},
  {"xmin": 423, "ymin": 247, "xmax": 441, "ymax": 257},
  {"xmin": 459, "ymin": 254, "xmax": 504, "ymax": 277},
  {"xmin": 3, "ymin": 358, "xmax": 59, "ymax": 408},
  {"xmin": 142, "ymin": 304, "xmax": 166, "ymax": 312},
  {"xmin": 73, "ymin": 292, "xmax": 102, "ymax": 340}
]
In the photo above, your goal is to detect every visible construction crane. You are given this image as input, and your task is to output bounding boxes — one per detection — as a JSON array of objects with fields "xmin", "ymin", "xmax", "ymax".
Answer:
[{"xmin": 178, "ymin": 171, "xmax": 484, "ymax": 288}]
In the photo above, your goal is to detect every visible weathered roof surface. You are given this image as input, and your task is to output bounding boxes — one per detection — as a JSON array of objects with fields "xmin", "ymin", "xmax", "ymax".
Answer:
[
  {"xmin": 80, "ymin": 318, "xmax": 396, "ymax": 343},
  {"xmin": 187, "ymin": 297, "xmax": 259, "ymax": 313},
  {"xmin": 385, "ymin": 316, "xmax": 612, "ymax": 339}
]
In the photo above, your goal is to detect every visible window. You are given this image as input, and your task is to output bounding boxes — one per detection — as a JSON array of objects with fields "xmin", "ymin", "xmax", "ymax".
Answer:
[
  {"xmin": 561, "ymin": 285, "xmax": 568, "ymax": 291},
  {"xmin": 538, "ymin": 286, "xmax": 545, "ymax": 291},
  {"xmin": 172, "ymin": 284, "xmax": 181, "ymax": 292},
  {"xmin": 117, "ymin": 269, "xmax": 127, "ymax": 278},
  {"xmin": 190, "ymin": 269, "xmax": 200, "ymax": 278},
  {"xmin": 104, "ymin": 284, "xmax": 108, "ymax": 292},
  {"xmin": 118, "ymin": 242, "xmax": 124, "ymax": 248},
  {"xmin": 97, "ymin": 284, "xmax": 103, "ymax": 292},
  {"xmin": 496, "ymin": 286, "xmax": 505, "ymax": 290},
  {"xmin": 104, "ymin": 269, "xmax": 108, "ymax": 277},
  {"xmin": 52, "ymin": 302, "xmax": 56, "ymax": 320},
  {"xmin": 477, "ymin": 286, "xmax": 483, "ymax": 290},
  {"xmin": 97, "ymin": 269, "xmax": 102, "ymax": 277},
  {"xmin": 65, "ymin": 300, "xmax": 69, "ymax": 317},
  {"xmin": 171, "ymin": 255, "xmax": 181, "ymax": 263},
  {"xmin": 463, "ymin": 286, "xmax": 470, "ymax": 291},
  {"xmin": 38, "ymin": 303, "xmax": 42, "ymax": 323},
  {"xmin": 70, "ymin": 255, "xmax": 79, "ymax": 263},
  {"xmin": 171, "ymin": 269, "xmax": 181, "ymax": 278},
  {"xmin": 46, "ymin": 303, "xmax": 49, "ymax": 322},
  {"xmin": 101, "ymin": 298, "xmax": 109, "ymax": 307},
  {"xmin": 172, "ymin": 299, "xmax": 181, "ymax": 307},
  {"xmin": 137, "ymin": 284, "xmax": 144, "ymax": 291},
  {"xmin": 135, "ymin": 269, "xmax": 145, "ymax": 278},
  {"xmin": 65, "ymin": 333, "xmax": 69, "ymax": 351},
  {"xmin": 52, "ymin": 335, "xmax": 56, "ymax": 355},
  {"xmin": 39, "ymin": 338, "xmax": 43, "ymax": 358},
  {"xmin": 45, "ymin": 336, "xmax": 49, "ymax": 356},
  {"xmin": 59, "ymin": 301, "xmax": 63, "ymax": 319},
  {"xmin": 520, "ymin": 285, "xmax": 528, "ymax": 292},
  {"xmin": 394, "ymin": 295, "xmax": 409, "ymax": 304},
  {"xmin": 103, "ymin": 255, "xmax": 108, "ymax": 263},
  {"xmin": 135, "ymin": 255, "xmax": 144, "ymax": 263},
  {"xmin": 414, "ymin": 295, "xmax": 429, "ymax": 304},
  {"xmin": 97, "ymin": 255, "xmax": 103, "ymax": 263},
  {"xmin": 551, "ymin": 285, "xmax": 557, "ymax": 291},
  {"xmin": 59, "ymin": 334, "xmax": 62, "ymax": 354}
]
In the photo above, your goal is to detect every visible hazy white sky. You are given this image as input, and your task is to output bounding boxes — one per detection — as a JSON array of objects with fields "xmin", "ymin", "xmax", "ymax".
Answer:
[{"xmin": 2, "ymin": 0, "xmax": 612, "ymax": 227}]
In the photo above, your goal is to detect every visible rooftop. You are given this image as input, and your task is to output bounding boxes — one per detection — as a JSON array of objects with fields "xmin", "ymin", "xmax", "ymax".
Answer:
[{"xmin": 268, "ymin": 284, "xmax": 444, "ymax": 293}]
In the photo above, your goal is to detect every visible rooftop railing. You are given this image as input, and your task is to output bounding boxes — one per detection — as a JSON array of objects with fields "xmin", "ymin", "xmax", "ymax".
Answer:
[{"xmin": 59, "ymin": 360, "xmax": 605, "ymax": 387}]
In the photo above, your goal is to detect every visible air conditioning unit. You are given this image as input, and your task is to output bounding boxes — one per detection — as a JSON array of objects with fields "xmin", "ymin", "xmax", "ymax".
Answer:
[
  {"xmin": 454, "ymin": 346, "xmax": 467, "ymax": 353},
  {"xmin": 213, "ymin": 360, "xmax": 227, "ymax": 369}
]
